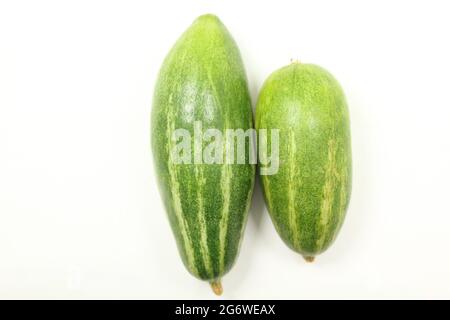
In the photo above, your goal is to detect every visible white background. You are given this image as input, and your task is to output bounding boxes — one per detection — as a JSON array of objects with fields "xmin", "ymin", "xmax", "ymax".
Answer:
[{"xmin": 1, "ymin": 0, "xmax": 450, "ymax": 299}]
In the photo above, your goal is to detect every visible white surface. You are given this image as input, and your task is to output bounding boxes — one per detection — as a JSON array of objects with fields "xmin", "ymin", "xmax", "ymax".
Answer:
[{"xmin": 1, "ymin": 0, "xmax": 450, "ymax": 299}]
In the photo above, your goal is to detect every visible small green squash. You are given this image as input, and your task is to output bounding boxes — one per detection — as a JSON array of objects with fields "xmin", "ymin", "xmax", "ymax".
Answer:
[{"xmin": 256, "ymin": 62, "xmax": 352, "ymax": 261}]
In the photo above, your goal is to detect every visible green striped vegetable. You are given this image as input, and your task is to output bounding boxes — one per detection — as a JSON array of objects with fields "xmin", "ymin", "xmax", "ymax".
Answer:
[
  {"xmin": 256, "ymin": 62, "xmax": 352, "ymax": 262},
  {"xmin": 151, "ymin": 14, "xmax": 255, "ymax": 294}
]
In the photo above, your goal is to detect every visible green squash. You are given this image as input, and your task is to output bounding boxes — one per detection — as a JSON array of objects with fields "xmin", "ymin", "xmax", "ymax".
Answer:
[
  {"xmin": 256, "ymin": 62, "xmax": 352, "ymax": 261},
  {"xmin": 151, "ymin": 14, "xmax": 255, "ymax": 294}
]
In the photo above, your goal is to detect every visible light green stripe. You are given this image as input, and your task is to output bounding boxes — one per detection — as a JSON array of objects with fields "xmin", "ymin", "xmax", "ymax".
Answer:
[
  {"xmin": 288, "ymin": 130, "xmax": 299, "ymax": 248},
  {"xmin": 261, "ymin": 174, "xmax": 272, "ymax": 211},
  {"xmin": 336, "ymin": 155, "xmax": 348, "ymax": 232},
  {"xmin": 316, "ymin": 138, "xmax": 337, "ymax": 250},
  {"xmin": 195, "ymin": 166, "xmax": 213, "ymax": 277},
  {"xmin": 206, "ymin": 68, "xmax": 231, "ymax": 275},
  {"xmin": 219, "ymin": 163, "xmax": 232, "ymax": 274},
  {"xmin": 166, "ymin": 94, "xmax": 198, "ymax": 276}
]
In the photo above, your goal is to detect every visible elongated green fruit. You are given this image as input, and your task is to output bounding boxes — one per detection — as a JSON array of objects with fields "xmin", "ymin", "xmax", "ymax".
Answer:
[
  {"xmin": 151, "ymin": 14, "xmax": 255, "ymax": 293},
  {"xmin": 256, "ymin": 62, "xmax": 352, "ymax": 261}
]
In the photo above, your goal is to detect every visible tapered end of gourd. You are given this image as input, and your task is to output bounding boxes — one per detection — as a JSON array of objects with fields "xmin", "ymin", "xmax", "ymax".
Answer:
[
  {"xmin": 194, "ymin": 13, "xmax": 222, "ymax": 27},
  {"xmin": 303, "ymin": 256, "xmax": 315, "ymax": 263},
  {"xmin": 210, "ymin": 280, "xmax": 223, "ymax": 296},
  {"xmin": 196, "ymin": 13, "xmax": 220, "ymax": 22}
]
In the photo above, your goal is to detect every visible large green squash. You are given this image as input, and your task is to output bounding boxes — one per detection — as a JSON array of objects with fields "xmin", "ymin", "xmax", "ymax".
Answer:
[
  {"xmin": 151, "ymin": 14, "xmax": 254, "ymax": 294},
  {"xmin": 256, "ymin": 62, "xmax": 352, "ymax": 262}
]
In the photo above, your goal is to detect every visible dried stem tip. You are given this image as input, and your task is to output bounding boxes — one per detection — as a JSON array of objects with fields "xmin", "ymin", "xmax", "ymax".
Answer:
[
  {"xmin": 303, "ymin": 256, "xmax": 315, "ymax": 263},
  {"xmin": 210, "ymin": 280, "xmax": 223, "ymax": 296}
]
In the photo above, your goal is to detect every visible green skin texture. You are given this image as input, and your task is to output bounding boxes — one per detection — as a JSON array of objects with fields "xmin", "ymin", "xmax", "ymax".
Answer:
[
  {"xmin": 256, "ymin": 63, "xmax": 352, "ymax": 259},
  {"xmin": 151, "ymin": 15, "xmax": 255, "ymax": 282}
]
